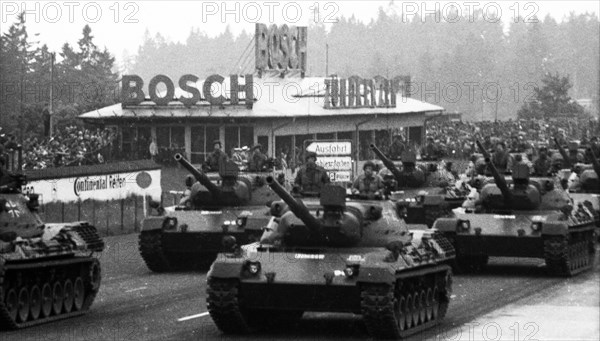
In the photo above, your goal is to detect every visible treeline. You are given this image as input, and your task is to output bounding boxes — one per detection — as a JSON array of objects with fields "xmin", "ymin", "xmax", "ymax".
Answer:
[
  {"xmin": 129, "ymin": 7, "xmax": 599, "ymax": 120},
  {"xmin": 0, "ymin": 13, "xmax": 118, "ymax": 138}
]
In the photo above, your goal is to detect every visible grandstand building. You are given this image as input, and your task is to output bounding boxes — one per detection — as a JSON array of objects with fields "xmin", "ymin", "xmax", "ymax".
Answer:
[{"xmin": 79, "ymin": 24, "xmax": 445, "ymax": 168}]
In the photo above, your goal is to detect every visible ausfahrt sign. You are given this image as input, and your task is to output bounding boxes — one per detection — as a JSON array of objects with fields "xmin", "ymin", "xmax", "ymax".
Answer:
[{"xmin": 305, "ymin": 140, "xmax": 353, "ymax": 182}]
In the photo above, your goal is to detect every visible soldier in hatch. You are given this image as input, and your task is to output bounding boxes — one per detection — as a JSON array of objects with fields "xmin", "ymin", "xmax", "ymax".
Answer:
[
  {"xmin": 352, "ymin": 161, "xmax": 384, "ymax": 198},
  {"xmin": 294, "ymin": 151, "xmax": 330, "ymax": 194},
  {"xmin": 206, "ymin": 140, "xmax": 227, "ymax": 172}
]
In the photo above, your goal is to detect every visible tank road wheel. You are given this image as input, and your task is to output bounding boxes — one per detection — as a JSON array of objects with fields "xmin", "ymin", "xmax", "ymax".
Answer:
[
  {"xmin": 89, "ymin": 260, "xmax": 102, "ymax": 291},
  {"xmin": 73, "ymin": 278, "xmax": 85, "ymax": 311},
  {"xmin": 404, "ymin": 293, "xmax": 414, "ymax": 329},
  {"xmin": 431, "ymin": 287, "xmax": 440, "ymax": 319},
  {"xmin": 395, "ymin": 295, "xmax": 407, "ymax": 331},
  {"xmin": 17, "ymin": 287, "xmax": 30, "ymax": 322},
  {"xmin": 41, "ymin": 283, "xmax": 53, "ymax": 317},
  {"xmin": 419, "ymin": 290, "xmax": 427, "ymax": 324},
  {"xmin": 425, "ymin": 288, "xmax": 434, "ymax": 321},
  {"xmin": 412, "ymin": 291, "xmax": 421, "ymax": 326},
  {"xmin": 139, "ymin": 231, "xmax": 172, "ymax": 273},
  {"xmin": 63, "ymin": 280, "xmax": 74, "ymax": 313},
  {"xmin": 52, "ymin": 282, "xmax": 64, "ymax": 315},
  {"xmin": 5, "ymin": 289, "xmax": 18, "ymax": 321},
  {"xmin": 29, "ymin": 285, "xmax": 42, "ymax": 321}
]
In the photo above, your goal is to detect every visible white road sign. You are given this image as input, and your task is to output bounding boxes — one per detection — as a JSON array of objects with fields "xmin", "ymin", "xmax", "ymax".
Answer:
[{"xmin": 306, "ymin": 141, "xmax": 352, "ymax": 155}]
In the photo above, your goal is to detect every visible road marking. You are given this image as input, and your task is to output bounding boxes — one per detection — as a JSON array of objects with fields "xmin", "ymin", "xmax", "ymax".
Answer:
[
  {"xmin": 125, "ymin": 286, "xmax": 148, "ymax": 293},
  {"xmin": 178, "ymin": 312, "xmax": 210, "ymax": 322}
]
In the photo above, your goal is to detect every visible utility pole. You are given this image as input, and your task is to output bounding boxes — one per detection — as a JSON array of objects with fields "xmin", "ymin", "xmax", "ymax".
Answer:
[
  {"xmin": 325, "ymin": 43, "xmax": 329, "ymax": 76},
  {"xmin": 494, "ymin": 86, "xmax": 499, "ymax": 122},
  {"xmin": 20, "ymin": 64, "xmax": 25, "ymax": 145},
  {"xmin": 49, "ymin": 52, "xmax": 55, "ymax": 137}
]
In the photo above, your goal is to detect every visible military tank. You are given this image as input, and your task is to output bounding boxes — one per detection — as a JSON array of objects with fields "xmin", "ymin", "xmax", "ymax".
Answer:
[
  {"xmin": 206, "ymin": 176, "xmax": 455, "ymax": 339},
  {"xmin": 553, "ymin": 139, "xmax": 600, "ymax": 242},
  {"xmin": 370, "ymin": 144, "xmax": 468, "ymax": 227},
  {"xmin": 433, "ymin": 140, "xmax": 596, "ymax": 275},
  {"xmin": 139, "ymin": 153, "xmax": 280, "ymax": 272},
  {"xmin": 0, "ymin": 167, "xmax": 104, "ymax": 329}
]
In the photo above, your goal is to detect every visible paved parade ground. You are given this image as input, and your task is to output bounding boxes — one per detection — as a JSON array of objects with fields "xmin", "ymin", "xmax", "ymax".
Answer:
[{"xmin": 1, "ymin": 233, "xmax": 598, "ymax": 341}]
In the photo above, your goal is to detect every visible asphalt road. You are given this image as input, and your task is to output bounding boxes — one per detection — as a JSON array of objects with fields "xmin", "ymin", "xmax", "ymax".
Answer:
[{"xmin": 1, "ymin": 233, "xmax": 598, "ymax": 341}]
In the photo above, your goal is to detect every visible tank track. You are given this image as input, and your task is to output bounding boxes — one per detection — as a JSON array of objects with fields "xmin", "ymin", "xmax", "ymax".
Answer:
[
  {"xmin": 361, "ymin": 265, "xmax": 452, "ymax": 339},
  {"xmin": 0, "ymin": 257, "xmax": 101, "ymax": 329},
  {"xmin": 544, "ymin": 230, "xmax": 595, "ymax": 276},
  {"xmin": 206, "ymin": 278, "xmax": 252, "ymax": 334},
  {"xmin": 139, "ymin": 230, "xmax": 172, "ymax": 272}
]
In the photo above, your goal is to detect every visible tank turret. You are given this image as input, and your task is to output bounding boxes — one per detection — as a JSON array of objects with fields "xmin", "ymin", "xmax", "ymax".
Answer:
[
  {"xmin": 370, "ymin": 144, "xmax": 403, "ymax": 181},
  {"xmin": 476, "ymin": 140, "xmax": 514, "ymax": 206},
  {"xmin": 265, "ymin": 176, "xmax": 363, "ymax": 246},
  {"xmin": 175, "ymin": 153, "xmax": 250, "ymax": 206},
  {"xmin": 554, "ymin": 137, "xmax": 572, "ymax": 169},
  {"xmin": 588, "ymin": 144, "xmax": 600, "ymax": 178}
]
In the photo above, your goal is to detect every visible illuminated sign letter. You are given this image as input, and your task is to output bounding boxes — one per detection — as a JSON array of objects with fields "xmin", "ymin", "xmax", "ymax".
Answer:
[
  {"xmin": 203, "ymin": 74, "xmax": 226, "ymax": 105},
  {"xmin": 179, "ymin": 74, "xmax": 200, "ymax": 107},
  {"xmin": 121, "ymin": 75, "xmax": 144, "ymax": 106},
  {"xmin": 149, "ymin": 75, "xmax": 174, "ymax": 106}
]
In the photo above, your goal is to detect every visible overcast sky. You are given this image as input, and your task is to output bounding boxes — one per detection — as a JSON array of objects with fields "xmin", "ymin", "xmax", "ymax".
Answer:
[{"xmin": 1, "ymin": 1, "xmax": 598, "ymax": 64}]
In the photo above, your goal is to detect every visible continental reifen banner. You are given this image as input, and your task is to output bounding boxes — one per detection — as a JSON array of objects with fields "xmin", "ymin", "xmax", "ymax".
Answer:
[{"xmin": 21, "ymin": 160, "xmax": 161, "ymax": 203}]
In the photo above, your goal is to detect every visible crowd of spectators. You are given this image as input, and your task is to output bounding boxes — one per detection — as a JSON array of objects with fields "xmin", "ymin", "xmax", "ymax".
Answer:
[
  {"xmin": 422, "ymin": 118, "xmax": 600, "ymax": 160},
  {"xmin": 2, "ymin": 117, "xmax": 599, "ymax": 172},
  {"xmin": 0, "ymin": 125, "xmax": 117, "ymax": 170}
]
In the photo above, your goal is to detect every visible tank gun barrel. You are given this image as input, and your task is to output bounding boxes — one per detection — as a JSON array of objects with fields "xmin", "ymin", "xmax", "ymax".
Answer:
[
  {"xmin": 588, "ymin": 143, "xmax": 600, "ymax": 178},
  {"xmin": 370, "ymin": 144, "xmax": 403, "ymax": 181},
  {"xmin": 174, "ymin": 153, "xmax": 222, "ymax": 198},
  {"xmin": 554, "ymin": 137, "xmax": 572, "ymax": 169},
  {"xmin": 476, "ymin": 140, "xmax": 513, "ymax": 204},
  {"xmin": 266, "ymin": 176, "xmax": 322, "ymax": 232}
]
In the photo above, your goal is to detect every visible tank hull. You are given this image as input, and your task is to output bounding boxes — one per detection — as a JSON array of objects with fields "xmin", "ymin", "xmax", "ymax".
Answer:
[
  {"xmin": 139, "ymin": 206, "xmax": 270, "ymax": 272},
  {"xmin": 434, "ymin": 210, "xmax": 596, "ymax": 275},
  {"xmin": 207, "ymin": 230, "xmax": 456, "ymax": 339}
]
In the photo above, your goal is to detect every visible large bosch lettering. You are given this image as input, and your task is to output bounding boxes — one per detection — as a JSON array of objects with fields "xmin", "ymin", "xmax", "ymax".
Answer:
[
  {"xmin": 121, "ymin": 74, "xmax": 254, "ymax": 108},
  {"xmin": 255, "ymin": 23, "xmax": 307, "ymax": 75}
]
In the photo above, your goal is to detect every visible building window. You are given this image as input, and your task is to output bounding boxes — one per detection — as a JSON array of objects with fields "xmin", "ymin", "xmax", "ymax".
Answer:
[
  {"xmin": 257, "ymin": 136, "xmax": 268, "ymax": 154},
  {"xmin": 155, "ymin": 126, "xmax": 185, "ymax": 163},
  {"xmin": 224, "ymin": 126, "xmax": 254, "ymax": 156},
  {"xmin": 191, "ymin": 125, "xmax": 221, "ymax": 164},
  {"xmin": 358, "ymin": 130, "xmax": 374, "ymax": 160}
]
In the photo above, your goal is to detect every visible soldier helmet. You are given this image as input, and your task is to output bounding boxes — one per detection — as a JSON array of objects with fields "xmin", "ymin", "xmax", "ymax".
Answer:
[
  {"xmin": 252, "ymin": 144, "xmax": 262, "ymax": 150},
  {"xmin": 305, "ymin": 151, "xmax": 317, "ymax": 160},
  {"xmin": 363, "ymin": 160, "xmax": 376, "ymax": 170},
  {"xmin": 184, "ymin": 175, "xmax": 195, "ymax": 187},
  {"xmin": 213, "ymin": 140, "xmax": 222, "ymax": 147}
]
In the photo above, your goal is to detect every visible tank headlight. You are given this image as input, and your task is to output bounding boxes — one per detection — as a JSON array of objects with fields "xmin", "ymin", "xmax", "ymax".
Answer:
[
  {"xmin": 236, "ymin": 217, "xmax": 246, "ymax": 227},
  {"xmin": 244, "ymin": 261, "xmax": 261, "ymax": 275},
  {"xmin": 344, "ymin": 264, "xmax": 359, "ymax": 278},
  {"xmin": 163, "ymin": 217, "xmax": 178, "ymax": 230},
  {"xmin": 531, "ymin": 222, "xmax": 542, "ymax": 231},
  {"xmin": 460, "ymin": 220, "xmax": 470, "ymax": 231}
]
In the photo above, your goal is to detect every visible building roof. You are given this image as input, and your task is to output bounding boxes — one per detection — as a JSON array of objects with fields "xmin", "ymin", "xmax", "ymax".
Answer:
[{"xmin": 79, "ymin": 76, "xmax": 444, "ymax": 121}]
